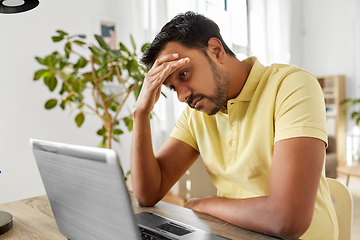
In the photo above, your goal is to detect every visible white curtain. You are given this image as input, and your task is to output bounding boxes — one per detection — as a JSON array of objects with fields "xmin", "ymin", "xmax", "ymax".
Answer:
[{"xmin": 248, "ymin": 0, "xmax": 292, "ymax": 65}]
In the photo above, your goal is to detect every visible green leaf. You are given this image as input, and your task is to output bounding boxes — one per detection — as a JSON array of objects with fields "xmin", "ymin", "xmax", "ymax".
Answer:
[
  {"xmin": 56, "ymin": 30, "xmax": 68, "ymax": 36},
  {"xmin": 72, "ymin": 81, "xmax": 81, "ymax": 93},
  {"xmin": 109, "ymin": 49, "xmax": 122, "ymax": 59},
  {"xmin": 59, "ymin": 58, "xmax": 67, "ymax": 70},
  {"xmin": 45, "ymin": 99, "xmax": 57, "ymax": 109},
  {"xmin": 97, "ymin": 127, "xmax": 106, "ymax": 136},
  {"xmin": 351, "ymin": 111, "xmax": 359, "ymax": 119},
  {"xmin": 130, "ymin": 35, "xmax": 136, "ymax": 51},
  {"xmin": 98, "ymin": 136, "xmax": 107, "ymax": 148},
  {"xmin": 74, "ymin": 34, "xmax": 86, "ymax": 39},
  {"xmin": 123, "ymin": 170, "xmax": 131, "ymax": 182},
  {"xmin": 127, "ymin": 59, "xmax": 139, "ymax": 73},
  {"xmin": 89, "ymin": 46, "xmax": 104, "ymax": 56},
  {"xmin": 35, "ymin": 56, "xmax": 46, "ymax": 65},
  {"xmin": 75, "ymin": 112, "xmax": 85, "ymax": 127},
  {"xmin": 34, "ymin": 69, "xmax": 49, "ymax": 80},
  {"xmin": 52, "ymin": 36, "xmax": 64, "ymax": 42},
  {"xmin": 60, "ymin": 100, "xmax": 66, "ymax": 110},
  {"xmin": 65, "ymin": 42, "xmax": 71, "ymax": 57},
  {"xmin": 124, "ymin": 118, "xmax": 133, "ymax": 131},
  {"xmin": 354, "ymin": 99, "xmax": 360, "ymax": 104},
  {"xmin": 95, "ymin": 35, "xmax": 110, "ymax": 51},
  {"xmin": 113, "ymin": 129, "xmax": 124, "ymax": 135},
  {"xmin": 110, "ymin": 104, "xmax": 117, "ymax": 112},
  {"xmin": 76, "ymin": 57, "xmax": 88, "ymax": 68},
  {"xmin": 141, "ymin": 43, "xmax": 150, "ymax": 53},
  {"xmin": 340, "ymin": 99, "xmax": 350, "ymax": 105},
  {"xmin": 59, "ymin": 82, "xmax": 70, "ymax": 95},
  {"xmin": 119, "ymin": 43, "xmax": 130, "ymax": 54},
  {"xmin": 44, "ymin": 55, "xmax": 55, "ymax": 68},
  {"xmin": 98, "ymin": 53, "xmax": 108, "ymax": 66},
  {"xmin": 44, "ymin": 75, "xmax": 57, "ymax": 91},
  {"xmin": 73, "ymin": 40, "xmax": 86, "ymax": 46}
]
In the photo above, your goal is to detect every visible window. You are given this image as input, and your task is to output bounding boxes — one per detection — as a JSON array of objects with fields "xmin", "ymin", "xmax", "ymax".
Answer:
[{"xmin": 205, "ymin": 0, "xmax": 250, "ymax": 59}]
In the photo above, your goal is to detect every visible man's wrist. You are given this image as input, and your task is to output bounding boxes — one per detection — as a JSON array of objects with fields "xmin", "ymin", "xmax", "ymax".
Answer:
[{"xmin": 133, "ymin": 108, "xmax": 151, "ymax": 119}]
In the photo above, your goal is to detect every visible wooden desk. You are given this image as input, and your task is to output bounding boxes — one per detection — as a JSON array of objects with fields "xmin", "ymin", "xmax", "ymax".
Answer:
[
  {"xmin": 337, "ymin": 164, "xmax": 360, "ymax": 186},
  {"xmin": 0, "ymin": 194, "xmax": 277, "ymax": 240}
]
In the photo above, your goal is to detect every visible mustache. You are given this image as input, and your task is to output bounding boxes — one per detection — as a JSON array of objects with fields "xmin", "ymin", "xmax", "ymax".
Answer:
[{"xmin": 187, "ymin": 93, "xmax": 205, "ymax": 108}]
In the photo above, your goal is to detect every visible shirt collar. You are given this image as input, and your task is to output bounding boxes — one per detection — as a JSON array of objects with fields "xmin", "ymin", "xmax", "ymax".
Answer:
[{"xmin": 231, "ymin": 56, "xmax": 266, "ymax": 102}]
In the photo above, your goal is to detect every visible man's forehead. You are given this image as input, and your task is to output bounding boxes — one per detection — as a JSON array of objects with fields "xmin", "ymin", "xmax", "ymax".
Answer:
[{"xmin": 158, "ymin": 42, "xmax": 195, "ymax": 58}]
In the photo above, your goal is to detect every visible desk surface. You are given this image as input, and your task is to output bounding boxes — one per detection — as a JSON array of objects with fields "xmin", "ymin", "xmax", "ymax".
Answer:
[
  {"xmin": 337, "ymin": 164, "xmax": 360, "ymax": 177},
  {"xmin": 0, "ymin": 194, "xmax": 277, "ymax": 240}
]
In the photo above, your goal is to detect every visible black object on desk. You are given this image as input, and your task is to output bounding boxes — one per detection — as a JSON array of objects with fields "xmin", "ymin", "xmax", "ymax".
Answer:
[{"xmin": 0, "ymin": 211, "xmax": 13, "ymax": 235}]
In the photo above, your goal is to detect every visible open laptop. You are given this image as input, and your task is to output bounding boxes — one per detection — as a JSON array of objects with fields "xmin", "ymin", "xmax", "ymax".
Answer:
[{"xmin": 30, "ymin": 139, "xmax": 228, "ymax": 240}]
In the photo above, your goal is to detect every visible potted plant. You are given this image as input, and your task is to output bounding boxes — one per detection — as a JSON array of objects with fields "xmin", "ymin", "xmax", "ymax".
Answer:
[{"xmin": 33, "ymin": 30, "xmax": 149, "ymax": 150}]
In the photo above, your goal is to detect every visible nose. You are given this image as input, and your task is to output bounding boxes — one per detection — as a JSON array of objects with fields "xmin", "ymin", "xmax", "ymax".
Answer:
[{"xmin": 176, "ymin": 85, "xmax": 191, "ymax": 103}]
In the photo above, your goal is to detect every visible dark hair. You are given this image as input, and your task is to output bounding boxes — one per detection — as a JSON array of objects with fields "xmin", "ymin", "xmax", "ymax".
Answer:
[{"xmin": 140, "ymin": 11, "xmax": 235, "ymax": 68}]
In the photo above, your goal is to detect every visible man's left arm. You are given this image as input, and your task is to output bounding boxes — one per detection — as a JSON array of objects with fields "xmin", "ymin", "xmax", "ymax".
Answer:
[{"xmin": 184, "ymin": 136, "xmax": 325, "ymax": 239}]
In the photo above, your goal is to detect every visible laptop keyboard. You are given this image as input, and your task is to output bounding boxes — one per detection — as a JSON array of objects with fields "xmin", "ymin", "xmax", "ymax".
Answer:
[{"xmin": 139, "ymin": 226, "xmax": 173, "ymax": 240}]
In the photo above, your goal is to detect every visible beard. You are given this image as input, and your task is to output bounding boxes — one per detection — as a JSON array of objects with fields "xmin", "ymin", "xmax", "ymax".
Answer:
[{"xmin": 187, "ymin": 57, "xmax": 230, "ymax": 115}]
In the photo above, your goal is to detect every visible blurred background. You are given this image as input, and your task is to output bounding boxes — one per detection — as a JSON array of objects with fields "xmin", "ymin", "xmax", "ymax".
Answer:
[{"xmin": 1, "ymin": 0, "xmax": 360, "ymax": 205}]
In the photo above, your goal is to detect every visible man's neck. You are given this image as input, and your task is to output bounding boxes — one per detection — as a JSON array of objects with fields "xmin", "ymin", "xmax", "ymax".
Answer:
[{"xmin": 226, "ymin": 57, "xmax": 252, "ymax": 100}]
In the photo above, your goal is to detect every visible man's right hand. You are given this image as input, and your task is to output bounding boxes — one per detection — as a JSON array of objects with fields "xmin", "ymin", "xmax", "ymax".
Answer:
[{"xmin": 134, "ymin": 53, "xmax": 190, "ymax": 115}]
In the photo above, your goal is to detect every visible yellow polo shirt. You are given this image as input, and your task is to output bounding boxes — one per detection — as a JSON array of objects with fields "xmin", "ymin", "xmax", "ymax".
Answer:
[{"xmin": 170, "ymin": 57, "xmax": 338, "ymax": 239}]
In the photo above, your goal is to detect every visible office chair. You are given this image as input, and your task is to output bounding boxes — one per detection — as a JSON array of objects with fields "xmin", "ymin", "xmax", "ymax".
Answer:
[{"xmin": 326, "ymin": 178, "xmax": 353, "ymax": 240}]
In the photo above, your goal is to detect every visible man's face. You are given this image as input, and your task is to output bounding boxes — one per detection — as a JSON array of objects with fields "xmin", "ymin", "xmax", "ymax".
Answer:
[{"xmin": 160, "ymin": 42, "xmax": 230, "ymax": 115}]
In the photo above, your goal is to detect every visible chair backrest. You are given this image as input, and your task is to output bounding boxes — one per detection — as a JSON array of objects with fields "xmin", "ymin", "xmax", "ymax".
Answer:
[{"xmin": 326, "ymin": 178, "xmax": 353, "ymax": 240}]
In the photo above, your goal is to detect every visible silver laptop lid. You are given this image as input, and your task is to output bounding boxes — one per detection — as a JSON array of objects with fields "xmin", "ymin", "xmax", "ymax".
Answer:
[{"xmin": 30, "ymin": 139, "xmax": 141, "ymax": 240}]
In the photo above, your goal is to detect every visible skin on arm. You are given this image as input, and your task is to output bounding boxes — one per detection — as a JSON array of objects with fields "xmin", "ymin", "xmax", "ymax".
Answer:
[
  {"xmin": 130, "ymin": 53, "xmax": 199, "ymax": 206},
  {"xmin": 184, "ymin": 137, "xmax": 325, "ymax": 239}
]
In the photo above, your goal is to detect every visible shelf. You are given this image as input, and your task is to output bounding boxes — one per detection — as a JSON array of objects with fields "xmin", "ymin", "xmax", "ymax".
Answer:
[{"xmin": 317, "ymin": 75, "xmax": 346, "ymax": 166}]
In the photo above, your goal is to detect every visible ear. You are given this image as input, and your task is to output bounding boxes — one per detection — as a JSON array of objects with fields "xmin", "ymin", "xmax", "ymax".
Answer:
[{"xmin": 206, "ymin": 38, "xmax": 226, "ymax": 64}]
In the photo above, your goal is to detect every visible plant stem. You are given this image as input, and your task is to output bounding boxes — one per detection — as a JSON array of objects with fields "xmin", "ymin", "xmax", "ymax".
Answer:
[
  {"xmin": 91, "ymin": 57, "xmax": 113, "ymax": 149},
  {"xmin": 112, "ymin": 82, "xmax": 138, "ymax": 124},
  {"xmin": 104, "ymin": 91, "xmax": 127, "ymax": 104},
  {"xmin": 95, "ymin": 64, "xmax": 114, "ymax": 84},
  {"xmin": 57, "ymin": 71, "xmax": 79, "ymax": 97},
  {"xmin": 70, "ymin": 50, "xmax": 89, "ymax": 62},
  {"xmin": 114, "ymin": 63, "xmax": 125, "ymax": 84}
]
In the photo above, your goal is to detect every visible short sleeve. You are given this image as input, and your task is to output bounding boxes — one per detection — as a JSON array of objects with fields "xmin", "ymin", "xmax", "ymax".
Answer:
[
  {"xmin": 274, "ymin": 71, "xmax": 328, "ymax": 146},
  {"xmin": 170, "ymin": 107, "xmax": 199, "ymax": 152}
]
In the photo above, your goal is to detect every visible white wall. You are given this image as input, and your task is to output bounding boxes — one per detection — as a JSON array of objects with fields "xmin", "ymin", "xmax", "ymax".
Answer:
[
  {"xmin": 0, "ymin": 0, "xmax": 147, "ymax": 204},
  {"xmin": 290, "ymin": 0, "xmax": 360, "ymax": 101}
]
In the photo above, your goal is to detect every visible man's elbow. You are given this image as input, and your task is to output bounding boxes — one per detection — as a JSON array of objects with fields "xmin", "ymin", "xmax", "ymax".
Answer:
[
  {"xmin": 134, "ymin": 195, "xmax": 159, "ymax": 207},
  {"xmin": 272, "ymin": 214, "xmax": 312, "ymax": 239}
]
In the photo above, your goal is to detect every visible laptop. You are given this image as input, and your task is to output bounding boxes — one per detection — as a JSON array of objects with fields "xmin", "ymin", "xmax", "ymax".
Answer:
[{"xmin": 30, "ymin": 139, "xmax": 228, "ymax": 240}]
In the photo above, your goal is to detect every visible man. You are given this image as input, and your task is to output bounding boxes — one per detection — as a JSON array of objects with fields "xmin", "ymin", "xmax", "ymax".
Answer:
[{"xmin": 131, "ymin": 11, "xmax": 338, "ymax": 239}]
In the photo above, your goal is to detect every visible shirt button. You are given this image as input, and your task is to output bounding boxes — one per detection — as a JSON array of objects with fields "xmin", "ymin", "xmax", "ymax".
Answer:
[
  {"xmin": 230, "ymin": 140, "xmax": 235, "ymax": 146},
  {"xmin": 231, "ymin": 121, "xmax": 236, "ymax": 126}
]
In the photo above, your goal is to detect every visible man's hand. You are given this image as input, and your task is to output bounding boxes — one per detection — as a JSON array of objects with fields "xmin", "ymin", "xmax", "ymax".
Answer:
[
  {"xmin": 184, "ymin": 198, "xmax": 202, "ymax": 211},
  {"xmin": 135, "ymin": 53, "xmax": 190, "ymax": 115}
]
